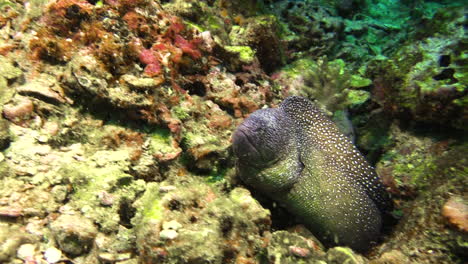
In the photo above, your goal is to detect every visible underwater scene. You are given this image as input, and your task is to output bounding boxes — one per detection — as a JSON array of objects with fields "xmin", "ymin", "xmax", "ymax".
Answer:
[{"xmin": 0, "ymin": 0, "xmax": 466, "ymax": 263}]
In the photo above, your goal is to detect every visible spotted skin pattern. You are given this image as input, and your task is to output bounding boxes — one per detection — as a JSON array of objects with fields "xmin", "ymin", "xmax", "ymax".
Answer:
[{"xmin": 232, "ymin": 96, "xmax": 392, "ymax": 252}]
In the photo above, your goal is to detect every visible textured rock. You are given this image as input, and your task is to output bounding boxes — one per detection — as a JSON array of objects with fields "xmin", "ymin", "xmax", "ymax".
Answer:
[
  {"xmin": 133, "ymin": 181, "xmax": 271, "ymax": 263},
  {"xmin": 369, "ymin": 250, "xmax": 410, "ymax": 264},
  {"xmin": 266, "ymin": 231, "xmax": 324, "ymax": 263},
  {"xmin": 49, "ymin": 214, "xmax": 98, "ymax": 256},
  {"xmin": 0, "ymin": 224, "xmax": 35, "ymax": 263},
  {"xmin": 43, "ymin": 247, "xmax": 62, "ymax": 263},
  {"xmin": 229, "ymin": 15, "xmax": 285, "ymax": 73},
  {"xmin": 17, "ymin": 243, "xmax": 36, "ymax": 261},
  {"xmin": 0, "ymin": 117, "xmax": 11, "ymax": 150},
  {"xmin": 2, "ymin": 96, "xmax": 34, "ymax": 125},
  {"xmin": 0, "ymin": 56, "xmax": 22, "ymax": 80},
  {"xmin": 442, "ymin": 196, "xmax": 468, "ymax": 233},
  {"xmin": 16, "ymin": 75, "xmax": 68, "ymax": 105},
  {"xmin": 326, "ymin": 247, "xmax": 368, "ymax": 264}
]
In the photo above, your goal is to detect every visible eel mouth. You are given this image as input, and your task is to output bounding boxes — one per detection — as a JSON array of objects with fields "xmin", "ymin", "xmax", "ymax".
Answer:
[
  {"xmin": 232, "ymin": 128, "xmax": 261, "ymax": 162},
  {"xmin": 232, "ymin": 126, "xmax": 280, "ymax": 168}
]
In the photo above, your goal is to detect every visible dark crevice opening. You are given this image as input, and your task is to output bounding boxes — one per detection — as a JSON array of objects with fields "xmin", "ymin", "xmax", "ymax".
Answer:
[
  {"xmin": 438, "ymin": 54, "xmax": 451, "ymax": 67},
  {"xmin": 118, "ymin": 198, "xmax": 136, "ymax": 228},
  {"xmin": 433, "ymin": 68, "xmax": 456, "ymax": 83},
  {"xmin": 184, "ymin": 81, "xmax": 206, "ymax": 97}
]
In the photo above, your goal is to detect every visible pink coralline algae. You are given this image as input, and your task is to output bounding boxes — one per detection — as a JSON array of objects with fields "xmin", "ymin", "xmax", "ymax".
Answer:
[
  {"xmin": 174, "ymin": 35, "xmax": 202, "ymax": 59},
  {"xmin": 139, "ymin": 49, "xmax": 162, "ymax": 77},
  {"xmin": 139, "ymin": 49, "xmax": 158, "ymax": 65},
  {"xmin": 2, "ymin": 97, "xmax": 34, "ymax": 125},
  {"xmin": 144, "ymin": 62, "xmax": 162, "ymax": 77}
]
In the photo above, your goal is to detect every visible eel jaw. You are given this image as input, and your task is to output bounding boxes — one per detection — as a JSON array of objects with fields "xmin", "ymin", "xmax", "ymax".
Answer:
[
  {"xmin": 232, "ymin": 127, "xmax": 262, "ymax": 164},
  {"xmin": 232, "ymin": 116, "xmax": 281, "ymax": 168}
]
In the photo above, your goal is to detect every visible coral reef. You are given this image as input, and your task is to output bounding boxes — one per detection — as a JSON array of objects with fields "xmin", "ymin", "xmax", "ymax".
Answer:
[
  {"xmin": 133, "ymin": 181, "xmax": 271, "ymax": 263},
  {"xmin": 265, "ymin": 230, "xmax": 325, "ymax": 263},
  {"xmin": 274, "ymin": 58, "xmax": 352, "ymax": 115},
  {"xmin": 0, "ymin": 0, "xmax": 466, "ymax": 263},
  {"xmin": 0, "ymin": 117, "xmax": 10, "ymax": 150},
  {"xmin": 367, "ymin": 6, "xmax": 467, "ymax": 130},
  {"xmin": 269, "ymin": 1, "xmax": 343, "ymax": 61},
  {"xmin": 50, "ymin": 214, "xmax": 98, "ymax": 256},
  {"xmin": 228, "ymin": 15, "xmax": 285, "ymax": 73},
  {"xmin": 351, "ymin": 117, "xmax": 468, "ymax": 263}
]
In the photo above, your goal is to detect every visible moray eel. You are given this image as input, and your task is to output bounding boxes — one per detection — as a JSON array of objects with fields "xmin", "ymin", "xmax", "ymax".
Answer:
[{"xmin": 232, "ymin": 96, "xmax": 392, "ymax": 252}]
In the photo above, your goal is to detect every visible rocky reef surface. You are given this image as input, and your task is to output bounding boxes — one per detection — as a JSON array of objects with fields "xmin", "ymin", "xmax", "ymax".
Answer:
[{"xmin": 0, "ymin": 0, "xmax": 466, "ymax": 263}]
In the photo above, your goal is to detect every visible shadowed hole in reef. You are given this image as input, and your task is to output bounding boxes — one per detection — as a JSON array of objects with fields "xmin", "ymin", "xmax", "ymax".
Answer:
[
  {"xmin": 184, "ymin": 81, "xmax": 206, "ymax": 97},
  {"xmin": 191, "ymin": 200, "xmax": 200, "ymax": 208},
  {"xmin": 255, "ymin": 195, "xmax": 294, "ymax": 230},
  {"xmin": 216, "ymin": 104, "xmax": 235, "ymax": 116},
  {"xmin": 189, "ymin": 215, "xmax": 197, "ymax": 223},
  {"xmin": 234, "ymin": 78, "xmax": 244, "ymax": 86},
  {"xmin": 205, "ymin": 0, "xmax": 215, "ymax": 6},
  {"xmin": 168, "ymin": 199, "xmax": 181, "ymax": 210},
  {"xmin": 118, "ymin": 198, "xmax": 136, "ymax": 228},
  {"xmin": 117, "ymin": 176, "xmax": 132, "ymax": 186},
  {"xmin": 438, "ymin": 54, "xmax": 451, "ymax": 67},
  {"xmin": 222, "ymin": 249, "xmax": 236, "ymax": 263},
  {"xmin": 220, "ymin": 216, "xmax": 233, "ymax": 237},
  {"xmin": 433, "ymin": 68, "xmax": 456, "ymax": 83}
]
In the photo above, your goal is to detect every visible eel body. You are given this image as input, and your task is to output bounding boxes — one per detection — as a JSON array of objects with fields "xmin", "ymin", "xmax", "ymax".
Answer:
[{"xmin": 232, "ymin": 96, "xmax": 392, "ymax": 251}]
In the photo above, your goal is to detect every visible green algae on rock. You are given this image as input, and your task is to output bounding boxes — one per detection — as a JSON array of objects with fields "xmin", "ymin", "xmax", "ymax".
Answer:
[
  {"xmin": 59, "ymin": 149, "xmax": 147, "ymax": 233},
  {"xmin": 148, "ymin": 127, "xmax": 182, "ymax": 162},
  {"xmin": 229, "ymin": 14, "xmax": 285, "ymax": 73},
  {"xmin": 268, "ymin": 1, "xmax": 343, "ymax": 61},
  {"xmin": 367, "ymin": 121, "xmax": 468, "ymax": 263},
  {"xmin": 49, "ymin": 214, "xmax": 98, "ymax": 256},
  {"xmin": 367, "ymin": 6, "xmax": 467, "ymax": 130},
  {"xmin": 224, "ymin": 45, "xmax": 256, "ymax": 64},
  {"xmin": 133, "ymin": 178, "xmax": 271, "ymax": 263},
  {"xmin": 265, "ymin": 230, "xmax": 325, "ymax": 264},
  {"xmin": 0, "ymin": 56, "xmax": 22, "ymax": 115},
  {"xmin": 0, "ymin": 117, "xmax": 11, "ymax": 150},
  {"xmin": 233, "ymin": 96, "xmax": 392, "ymax": 252},
  {"xmin": 0, "ymin": 0, "xmax": 466, "ymax": 263},
  {"xmin": 0, "ymin": 56, "xmax": 22, "ymax": 82},
  {"xmin": 274, "ymin": 57, "xmax": 366, "ymax": 116},
  {"xmin": 326, "ymin": 247, "xmax": 367, "ymax": 264}
]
